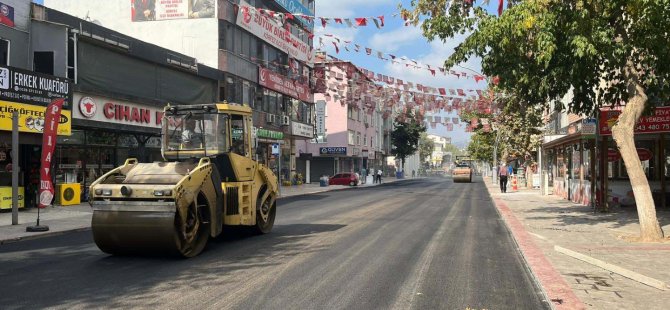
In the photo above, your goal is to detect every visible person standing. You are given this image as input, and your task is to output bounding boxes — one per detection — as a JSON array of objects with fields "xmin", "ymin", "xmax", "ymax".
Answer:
[
  {"xmin": 377, "ymin": 168, "xmax": 383, "ymax": 184},
  {"xmin": 499, "ymin": 162, "xmax": 509, "ymax": 193}
]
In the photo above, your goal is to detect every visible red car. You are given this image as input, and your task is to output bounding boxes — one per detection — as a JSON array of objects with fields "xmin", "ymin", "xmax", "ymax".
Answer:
[{"xmin": 329, "ymin": 173, "xmax": 359, "ymax": 186}]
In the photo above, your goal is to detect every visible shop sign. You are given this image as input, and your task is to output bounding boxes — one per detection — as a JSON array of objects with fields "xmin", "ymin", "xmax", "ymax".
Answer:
[
  {"xmin": 73, "ymin": 94, "xmax": 165, "ymax": 129},
  {"xmin": 237, "ymin": 0, "xmax": 313, "ymax": 66},
  {"xmin": 637, "ymin": 148, "xmax": 653, "ymax": 161},
  {"xmin": 272, "ymin": 0, "xmax": 314, "ymax": 29},
  {"xmin": 0, "ymin": 2, "xmax": 15, "ymax": 28},
  {"xmin": 607, "ymin": 148, "xmax": 653, "ymax": 162},
  {"xmin": 0, "ymin": 187, "xmax": 23, "ymax": 210},
  {"xmin": 0, "ymin": 100, "xmax": 71, "ymax": 135},
  {"xmin": 271, "ymin": 143, "xmax": 280, "ymax": 155},
  {"xmin": 291, "ymin": 121, "xmax": 314, "ymax": 138},
  {"xmin": 600, "ymin": 107, "xmax": 670, "ymax": 135},
  {"xmin": 607, "ymin": 149, "xmax": 621, "ymax": 162},
  {"xmin": 581, "ymin": 118, "xmax": 597, "ymax": 136},
  {"xmin": 0, "ymin": 65, "xmax": 72, "ymax": 107},
  {"xmin": 130, "ymin": 0, "xmax": 216, "ymax": 22},
  {"xmin": 38, "ymin": 98, "xmax": 65, "ymax": 208},
  {"xmin": 259, "ymin": 67, "xmax": 311, "ymax": 102},
  {"xmin": 256, "ymin": 128, "xmax": 284, "ymax": 140},
  {"xmin": 320, "ymin": 147, "xmax": 346, "ymax": 155}
]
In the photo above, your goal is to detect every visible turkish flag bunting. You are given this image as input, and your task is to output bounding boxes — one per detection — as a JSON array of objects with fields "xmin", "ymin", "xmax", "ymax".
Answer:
[{"xmin": 355, "ymin": 18, "xmax": 367, "ymax": 26}]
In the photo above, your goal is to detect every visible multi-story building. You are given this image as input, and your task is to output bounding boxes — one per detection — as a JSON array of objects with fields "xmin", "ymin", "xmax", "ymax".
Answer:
[
  {"xmin": 295, "ymin": 58, "xmax": 388, "ymax": 182},
  {"xmin": 1, "ymin": 2, "xmax": 224, "ymax": 207},
  {"xmin": 426, "ymin": 134, "xmax": 450, "ymax": 168},
  {"xmin": 44, "ymin": 0, "xmax": 317, "ymax": 183}
]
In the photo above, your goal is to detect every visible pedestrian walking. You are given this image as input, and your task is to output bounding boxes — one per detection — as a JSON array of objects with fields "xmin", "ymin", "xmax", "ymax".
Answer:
[
  {"xmin": 499, "ymin": 162, "xmax": 509, "ymax": 193},
  {"xmin": 377, "ymin": 169, "xmax": 383, "ymax": 184},
  {"xmin": 412, "ymin": 170, "xmax": 416, "ymax": 178}
]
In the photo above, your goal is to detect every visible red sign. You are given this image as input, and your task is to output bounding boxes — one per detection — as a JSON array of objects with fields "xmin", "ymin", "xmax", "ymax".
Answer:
[
  {"xmin": 600, "ymin": 107, "xmax": 670, "ymax": 135},
  {"xmin": 259, "ymin": 67, "xmax": 311, "ymax": 102},
  {"xmin": 38, "ymin": 98, "xmax": 65, "ymax": 208},
  {"xmin": 607, "ymin": 148, "xmax": 653, "ymax": 162}
]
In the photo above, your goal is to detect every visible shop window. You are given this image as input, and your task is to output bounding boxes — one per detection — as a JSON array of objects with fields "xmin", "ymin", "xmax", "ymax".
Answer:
[
  {"xmin": 0, "ymin": 39, "xmax": 8, "ymax": 66},
  {"xmin": 34, "ymin": 51, "xmax": 54, "ymax": 75}
]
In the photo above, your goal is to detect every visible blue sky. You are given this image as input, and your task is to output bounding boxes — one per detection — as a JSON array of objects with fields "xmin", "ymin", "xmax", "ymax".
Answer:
[{"xmin": 314, "ymin": 1, "xmax": 500, "ymax": 147}]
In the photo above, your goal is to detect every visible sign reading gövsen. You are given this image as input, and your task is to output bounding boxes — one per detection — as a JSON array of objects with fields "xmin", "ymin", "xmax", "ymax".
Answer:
[
  {"xmin": 0, "ymin": 65, "xmax": 72, "ymax": 107},
  {"xmin": 237, "ymin": 0, "xmax": 313, "ymax": 66},
  {"xmin": 320, "ymin": 147, "xmax": 347, "ymax": 155}
]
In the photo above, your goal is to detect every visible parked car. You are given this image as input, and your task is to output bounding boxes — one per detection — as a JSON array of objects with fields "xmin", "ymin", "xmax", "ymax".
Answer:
[{"xmin": 329, "ymin": 173, "xmax": 359, "ymax": 186}]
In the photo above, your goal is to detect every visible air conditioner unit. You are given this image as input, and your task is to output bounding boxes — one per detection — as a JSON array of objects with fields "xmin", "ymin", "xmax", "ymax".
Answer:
[
  {"xmin": 281, "ymin": 115, "xmax": 290, "ymax": 126},
  {"xmin": 266, "ymin": 114, "xmax": 276, "ymax": 123}
]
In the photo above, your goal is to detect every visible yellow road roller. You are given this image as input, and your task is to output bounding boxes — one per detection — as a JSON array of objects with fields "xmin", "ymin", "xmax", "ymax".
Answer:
[
  {"xmin": 89, "ymin": 103, "xmax": 278, "ymax": 257},
  {"xmin": 452, "ymin": 156, "xmax": 474, "ymax": 183}
]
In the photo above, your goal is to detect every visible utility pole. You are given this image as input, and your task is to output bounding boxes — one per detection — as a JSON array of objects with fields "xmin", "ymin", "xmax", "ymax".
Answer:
[{"xmin": 11, "ymin": 111, "xmax": 19, "ymax": 225}]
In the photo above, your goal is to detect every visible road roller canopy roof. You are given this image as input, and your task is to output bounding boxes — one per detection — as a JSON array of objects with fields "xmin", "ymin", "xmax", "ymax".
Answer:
[{"xmin": 162, "ymin": 103, "xmax": 251, "ymax": 160}]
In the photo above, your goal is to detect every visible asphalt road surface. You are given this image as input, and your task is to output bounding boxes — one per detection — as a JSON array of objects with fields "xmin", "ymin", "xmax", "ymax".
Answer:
[{"xmin": 0, "ymin": 177, "xmax": 549, "ymax": 310}]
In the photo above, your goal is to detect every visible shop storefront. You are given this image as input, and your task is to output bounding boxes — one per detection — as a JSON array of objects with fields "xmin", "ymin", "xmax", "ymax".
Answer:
[
  {"xmin": 254, "ymin": 127, "xmax": 284, "ymax": 177},
  {"xmin": 57, "ymin": 93, "xmax": 164, "ymax": 202},
  {"xmin": 0, "ymin": 66, "xmax": 72, "ymax": 209},
  {"xmin": 542, "ymin": 118, "xmax": 597, "ymax": 206}
]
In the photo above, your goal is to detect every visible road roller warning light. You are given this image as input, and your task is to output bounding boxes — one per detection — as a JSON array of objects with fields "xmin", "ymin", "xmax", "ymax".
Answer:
[{"xmin": 88, "ymin": 102, "xmax": 279, "ymax": 258}]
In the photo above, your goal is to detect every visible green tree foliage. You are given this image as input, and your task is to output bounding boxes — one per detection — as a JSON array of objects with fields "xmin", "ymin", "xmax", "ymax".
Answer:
[
  {"xmin": 391, "ymin": 110, "xmax": 427, "ymax": 171},
  {"xmin": 467, "ymin": 131, "xmax": 497, "ymax": 164},
  {"xmin": 401, "ymin": 0, "xmax": 669, "ymax": 241}
]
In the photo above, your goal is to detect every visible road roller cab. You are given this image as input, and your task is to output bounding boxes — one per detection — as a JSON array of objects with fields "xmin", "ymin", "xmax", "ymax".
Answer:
[{"xmin": 89, "ymin": 103, "xmax": 278, "ymax": 257}]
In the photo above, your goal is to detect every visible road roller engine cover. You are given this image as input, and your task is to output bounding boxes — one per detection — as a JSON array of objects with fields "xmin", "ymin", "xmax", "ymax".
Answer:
[{"xmin": 88, "ymin": 103, "xmax": 278, "ymax": 257}]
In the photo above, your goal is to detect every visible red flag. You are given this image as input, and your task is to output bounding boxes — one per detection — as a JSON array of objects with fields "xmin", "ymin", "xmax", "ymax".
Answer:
[
  {"xmin": 378, "ymin": 16, "xmax": 385, "ymax": 27},
  {"xmin": 320, "ymin": 17, "xmax": 327, "ymax": 28},
  {"xmin": 355, "ymin": 18, "xmax": 367, "ymax": 26},
  {"xmin": 365, "ymin": 48, "xmax": 372, "ymax": 55},
  {"xmin": 335, "ymin": 18, "xmax": 343, "ymax": 24},
  {"xmin": 439, "ymin": 88, "xmax": 446, "ymax": 95},
  {"xmin": 498, "ymin": 0, "xmax": 504, "ymax": 16},
  {"xmin": 332, "ymin": 42, "xmax": 339, "ymax": 53},
  {"xmin": 39, "ymin": 98, "xmax": 65, "ymax": 208}
]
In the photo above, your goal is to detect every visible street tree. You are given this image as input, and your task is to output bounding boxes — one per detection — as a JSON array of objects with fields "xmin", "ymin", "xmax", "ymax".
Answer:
[
  {"xmin": 401, "ymin": 0, "xmax": 670, "ymax": 241},
  {"xmin": 391, "ymin": 110, "xmax": 427, "ymax": 172}
]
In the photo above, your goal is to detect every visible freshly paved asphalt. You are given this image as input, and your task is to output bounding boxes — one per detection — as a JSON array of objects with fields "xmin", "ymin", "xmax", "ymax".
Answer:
[{"xmin": 0, "ymin": 177, "xmax": 549, "ymax": 310}]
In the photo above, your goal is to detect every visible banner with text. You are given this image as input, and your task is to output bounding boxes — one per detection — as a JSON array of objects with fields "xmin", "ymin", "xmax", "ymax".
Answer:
[
  {"xmin": 0, "ymin": 100, "xmax": 71, "ymax": 135},
  {"xmin": 600, "ymin": 107, "xmax": 670, "ymax": 135},
  {"xmin": 237, "ymin": 0, "xmax": 313, "ymax": 66},
  {"xmin": 131, "ymin": 0, "xmax": 216, "ymax": 22},
  {"xmin": 259, "ymin": 67, "xmax": 311, "ymax": 102},
  {"xmin": 39, "ymin": 98, "xmax": 65, "ymax": 208}
]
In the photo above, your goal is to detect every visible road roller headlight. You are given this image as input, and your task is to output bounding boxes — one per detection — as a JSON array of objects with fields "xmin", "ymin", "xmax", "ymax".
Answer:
[
  {"xmin": 120, "ymin": 186, "xmax": 133, "ymax": 197},
  {"xmin": 94, "ymin": 189, "xmax": 103, "ymax": 195},
  {"xmin": 101, "ymin": 189, "xmax": 112, "ymax": 196},
  {"xmin": 153, "ymin": 189, "xmax": 172, "ymax": 196}
]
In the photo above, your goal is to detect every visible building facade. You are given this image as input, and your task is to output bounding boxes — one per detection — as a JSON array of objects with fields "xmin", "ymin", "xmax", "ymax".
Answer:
[
  {"xmin": 44, "ymin": 0, "xmax": 317, "ymax": 184},
  {"xmin": 294, "ymin": 59, "xmax": 390, "ymax": 182}
]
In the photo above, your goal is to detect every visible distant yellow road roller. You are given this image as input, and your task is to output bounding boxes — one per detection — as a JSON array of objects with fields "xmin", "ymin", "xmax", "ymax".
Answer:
[
  {"xmin": 452, "ymin": 156, "xmax": 474, "ymax": 183},
  {"xmin": 89, "ymin": 103, "xmax": 278, "ymax": 257}
]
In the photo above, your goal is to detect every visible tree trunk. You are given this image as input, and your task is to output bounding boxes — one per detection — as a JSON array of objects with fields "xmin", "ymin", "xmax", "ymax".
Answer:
[{"xmin": 611, "ymin": 68, "xmax": 665, "ymax": 242}]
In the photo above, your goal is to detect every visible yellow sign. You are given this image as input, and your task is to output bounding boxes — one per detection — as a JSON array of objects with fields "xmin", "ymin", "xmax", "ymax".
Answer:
[
  {"xmin": 0, "ymin": 100, "xmax": 72, "ymax": 136},
  {"xmin": 0, "ymin": 187, "xmax": 25, "ymax": 210}
]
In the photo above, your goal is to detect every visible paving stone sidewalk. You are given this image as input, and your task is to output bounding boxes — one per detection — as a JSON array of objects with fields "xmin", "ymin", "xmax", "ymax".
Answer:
[
  {"xmin": 0, "ymin": 177, "xmax": 410, "ymax": 244},
  {"xmin": 486, "ymin": 179, "xmax": 670, "ymax": 310}
]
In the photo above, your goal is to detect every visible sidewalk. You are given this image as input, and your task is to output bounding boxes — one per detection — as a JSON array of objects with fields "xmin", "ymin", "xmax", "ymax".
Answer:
[
  {"xmin": 485, "ymin": 179, "xmax": 670, "ymax": 310},
  {"xmin": 0, "ymin": 176, "xmax": 410, "ymax": 245}
]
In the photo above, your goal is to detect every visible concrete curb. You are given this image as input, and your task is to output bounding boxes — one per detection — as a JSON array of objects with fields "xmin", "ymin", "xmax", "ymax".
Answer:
[
  {"xmin": 555, "ymin": 245, "xmax": 670, "ymax": 291},
  {"xmin": 485, "ymin": 182, "xmax": 586, "ymax": 310},
  {"xmin": 1, "ymin": 179, "xmax": 415, "ymax": 245},
  {"xmin": 0, "ymin": 226, "xmax": 91, "ymax": 245}
]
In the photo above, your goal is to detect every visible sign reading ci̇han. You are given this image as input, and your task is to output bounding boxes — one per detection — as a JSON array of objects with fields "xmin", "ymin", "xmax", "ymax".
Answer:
[
  {"xmin": 320, "ymin": 147, "xmax": 346, "ymax": 155},
  {"xmin": 0, "ymin": 66, "xmax": 72, "ymax": 107},
  {"xmin": 600, "ymin": 107, "xmax": 670, "ymax": 135},
  {"xmin": 74, "ymin": 94, "xmax": 165, "ymax": 129},
  {"xmin": 259, "ymin": 67, "xmax": 311, "ymax": 102},
  {"xmin": 237, "ymin": 0, "xmax": 313, "ymax": 66}
]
